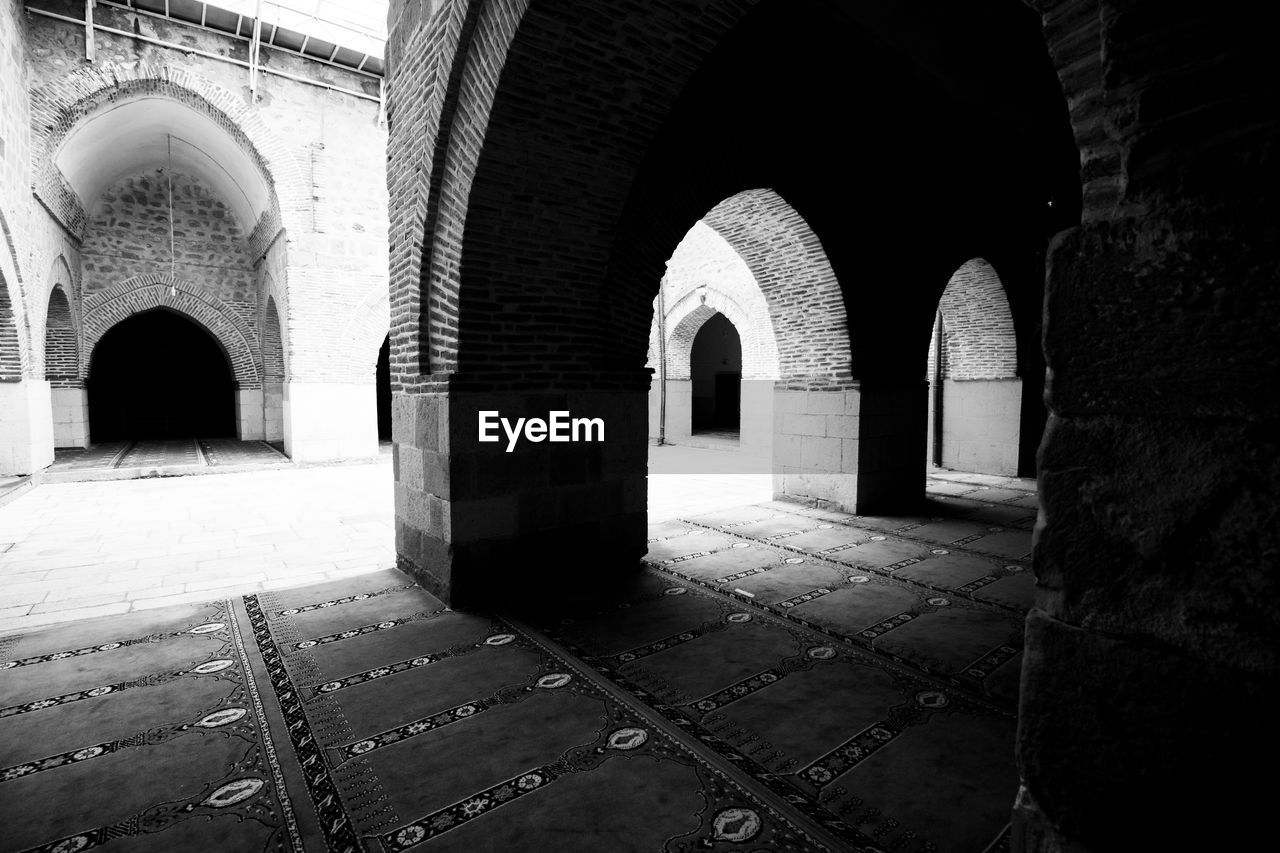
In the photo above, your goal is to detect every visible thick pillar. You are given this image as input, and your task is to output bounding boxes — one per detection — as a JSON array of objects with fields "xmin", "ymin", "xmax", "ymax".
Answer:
[
  {"xmin": 774, "ymin": 383, "xmax": 925, "ymax": 514},
  {"xmin": 283, "ymin": 382, "xmax": 377, "ymax": 462},
  {"xmin": 1014, "ymin": 2, "xmax": 1277, "ymax": 848},
  {"xmin": 51, "ymin": 386, "xmax": 89, "ymax": 449},
  {"xmin": 772, "ymin": 386, "xmax": 861, "ymax": 512},
  {"xmin": 394, "ymin": 377, "xmax": 648, "ymax": 607},
  {"xmin": 0, "ymin": 380, "xmax": 54, "ymax": 475}
]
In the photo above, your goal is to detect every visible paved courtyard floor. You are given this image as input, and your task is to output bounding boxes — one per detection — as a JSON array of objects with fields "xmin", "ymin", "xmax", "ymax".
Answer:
[
  {"xmin": 0, "ymin": 461, "xmax": 397, "ymax": 634},
  {"xmin": 0, "ymin": 444, "xmax": 1027, "ymax": 638}
]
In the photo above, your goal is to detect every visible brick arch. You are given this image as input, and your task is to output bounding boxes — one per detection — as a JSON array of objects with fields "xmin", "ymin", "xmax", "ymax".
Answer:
[
  {"xmin": 664, "ymin": 287, "xmax": 777, "ymax": 382},
  {"xmin": 263, "ymin": 296, "xmax": 286, "ymax": 384},
  {"xmin": 29, "ymin": 63, "xmax": 306, "ymax": 243},
  {"xmin": 0, "ymin": 209, "xmax": 24, "ymax": 382},
  {"xmin": 44, "ymin": 285, "xmax": 79, "ymax": 387},
  {"xmin": 702, "ymin": 190, "xmax": 850, "ymax": 389},
  {"xmin": 397, "ymin": 0, "xmax": 763, "ymax": 387},
  {"xmin": 83, "ymin": 275, "xmax": 260, "ymax": 388},
  {"xmin": 934, "ymin": 258, "xmax": 1018, "ymax": 380}
]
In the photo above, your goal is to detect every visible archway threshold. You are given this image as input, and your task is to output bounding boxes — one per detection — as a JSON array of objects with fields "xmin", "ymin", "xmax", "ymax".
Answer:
[{"xmin": 44, "ymin": 439, "xmax": 292, "ymax": 483}]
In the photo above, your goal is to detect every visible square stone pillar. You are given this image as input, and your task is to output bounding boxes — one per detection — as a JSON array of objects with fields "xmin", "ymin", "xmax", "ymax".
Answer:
[
  {"xmin": 773, "ymin": 382, "xmax": 926, "ymax": 514},
  {"xmin": 394, "ymin": 377, "xmax": 648, "ymax": 607}
]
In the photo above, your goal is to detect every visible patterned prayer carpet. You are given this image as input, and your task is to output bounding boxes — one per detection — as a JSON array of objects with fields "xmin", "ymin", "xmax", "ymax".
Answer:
[{"xmin": 0, "ymin": 483, "xmax": 1033, "ymax": 852}]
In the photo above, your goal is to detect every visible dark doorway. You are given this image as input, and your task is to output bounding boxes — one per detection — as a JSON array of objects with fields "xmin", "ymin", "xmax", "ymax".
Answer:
[
  {"xmin": 88, "ymin": 309, "xmax": 235, "ymax": 441},
  {"xmin": 690, "ymin": 312, "xmax": 742, "ymax": 434},
  {"xmin": 376, "ymin": 335, "xmax": 392, "ymax": 441}
]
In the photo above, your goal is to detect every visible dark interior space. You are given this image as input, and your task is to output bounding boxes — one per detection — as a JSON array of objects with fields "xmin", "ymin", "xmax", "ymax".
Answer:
[
  {"xmin": 376, "ymin": 335, "xmax": 392, "ymax": 441},
  {"xmin": 690, "ymin": 312, "xmax": 741, "ymax": 433},
  {"xmin": 87, "ymin": 309, "xmax": 236, "ymax": 442}
]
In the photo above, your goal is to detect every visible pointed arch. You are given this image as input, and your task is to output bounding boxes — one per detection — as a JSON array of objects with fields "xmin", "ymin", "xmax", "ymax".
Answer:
[
  {"xmin": 934, "ymin": 258, "xmax": 1018, "ymax": 380},
  {"xmin": 702, "ymin": 189, "xmax": 851, "ymax": 389},
  {"xmin": 83, "ymin": 275, "xmax": 260, "ymax": 388},
  {"xmin": 0, "ymin": 209, "xmax": 26, "ymax": 382}
]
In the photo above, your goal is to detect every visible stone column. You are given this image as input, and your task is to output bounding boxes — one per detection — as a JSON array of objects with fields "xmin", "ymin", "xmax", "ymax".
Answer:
[{"xmin": 394, "ymin": 375, "xmax": 648, "ymax": 607}]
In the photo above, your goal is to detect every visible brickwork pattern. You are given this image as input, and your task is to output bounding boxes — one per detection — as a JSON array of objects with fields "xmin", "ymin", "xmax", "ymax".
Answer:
[
  {"xmin": 82, "ymin": 274, "xmax": 260, "ymax": 388},
  {"xmin": 702, "ymin": 190, "xmax": 852, "ymax": 389},
  {"xmin": 262, "ymin": 296, "xmax": 285, "ymax": 384},
  {"xmin": 933, "ymin": 258, "xmax": 1017, "ymax": 381},
  {"xmin": 385, "ymin": 0, "xmax": 471, "ymax": 385},
  {"xmin": 43, "ymin": 285, "xmax": 78, "ymax": 387},
  {"xmin": 389, "ymin": 0, "xmax": 775, "ymax": 390},
  {"xmin": 0, "ymin": 216, "xmax": 20, "ymax": 381}
]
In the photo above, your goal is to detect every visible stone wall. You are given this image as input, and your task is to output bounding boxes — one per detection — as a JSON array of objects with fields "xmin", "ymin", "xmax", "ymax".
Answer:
[{"xmin": 1015, "ymin": 1, "xmax": 1279, "ymax": 848}]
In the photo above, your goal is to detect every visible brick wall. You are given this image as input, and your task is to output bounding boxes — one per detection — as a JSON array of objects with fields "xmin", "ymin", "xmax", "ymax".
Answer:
[
  {"xmin": 262, "ymin": 296, "xmax": 285, "ymax": 385},
  {"xmin": 43, "ymin": 284, "xmax": 77, "ymax": 386},
  {"xmin": 930, "ymin": 258, "xmax": 1018, "ymax": 381},
  {"xmin": 703, "ymin": 190, "xmax": 852, "ymax": 390},
  {"xmin": 0, "ymin": 2, "xmax": 31, "ymax": 381}
]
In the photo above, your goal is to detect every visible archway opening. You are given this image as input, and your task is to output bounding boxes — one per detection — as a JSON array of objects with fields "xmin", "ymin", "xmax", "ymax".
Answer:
[
  {"xmin": 376, "ymin": 335, "xmax": 392, "ymax": 442},
  {"xmin": 88, "ymin": 310, "xmax": 235, "ymax": 441},
  {"xmin": 925, "ymin": 258, "xmax": 1021, "ymax": 481},
  {"xmin": 690, "ymin": 312, "xmax": 742, "ymax": 438}
]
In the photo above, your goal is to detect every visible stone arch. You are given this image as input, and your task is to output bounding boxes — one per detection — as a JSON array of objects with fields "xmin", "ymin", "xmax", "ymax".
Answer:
[
  {"xmin": 30, "ymin": 64, "xmax": 306, "ymax": 245},
  {"xmin": 83, "ymin": 275, "xmax": 260, "ymax": 388},
  {"xmin": 933, "ymin": 258, "xmax": 1018, "ymax": 380},
  {"xmin": 702, "ymin": 189, "xmax": 850, "ymax": 389}
]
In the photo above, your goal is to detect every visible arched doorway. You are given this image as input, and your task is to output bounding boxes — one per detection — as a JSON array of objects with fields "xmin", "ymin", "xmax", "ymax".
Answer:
[
  {"xmin": 689, "ymin": 312, "xmax": 741, "ymax": 437},
  {"xmin": 88, "ymin": 310, "xmax": 235, "ymax": 441},
  {"xmin": 376, "ymin": 335, "xmax": 392, "ymax": 442},
  {"xmin": 926, "ymin": 258, "xmax": 1021, "ymax": 477}
]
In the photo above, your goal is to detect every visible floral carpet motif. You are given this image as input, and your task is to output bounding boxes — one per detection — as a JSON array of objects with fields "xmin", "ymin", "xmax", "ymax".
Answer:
[{"xmin": 1, "ymin": 480, "xmax": 1032, "ymax": 852}]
